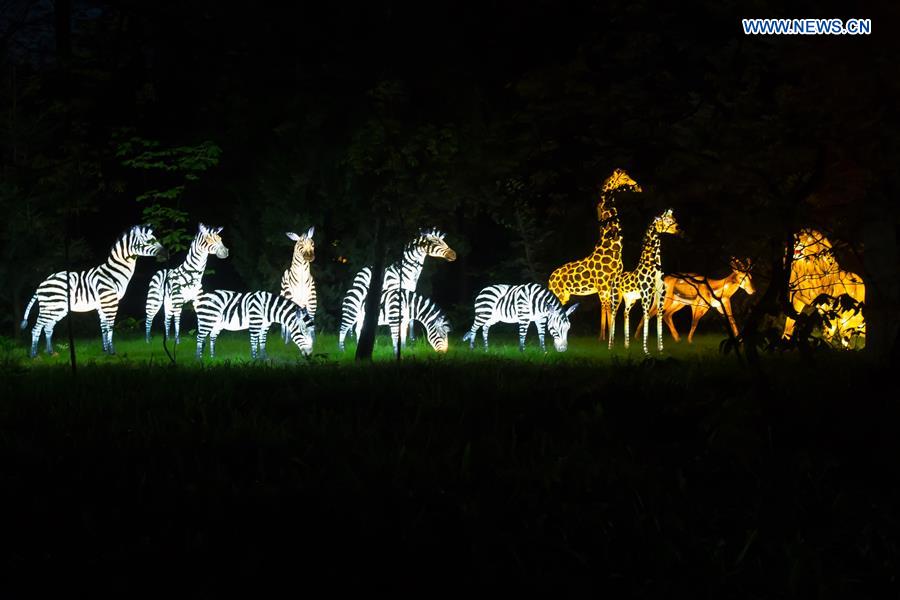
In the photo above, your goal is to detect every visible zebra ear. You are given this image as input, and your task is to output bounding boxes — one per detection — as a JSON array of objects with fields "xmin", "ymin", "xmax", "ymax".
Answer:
[
  {"xmin": 215, "ymin": 226, "xmax": 224, "ymax": 234},
  {"xmin": 286, "ymin": 232, "xmax": 301, "ymax": 242},
  {"xmin": 306, "ymin": 226, "xmax": 314, "ymax": 239},
  {"xmin": 566, "ymin": 303, "xmax": 579, "ymax": 317}
]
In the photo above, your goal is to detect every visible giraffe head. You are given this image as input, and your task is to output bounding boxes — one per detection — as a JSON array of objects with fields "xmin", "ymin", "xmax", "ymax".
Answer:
[
  {"xmin": 793, "ymin": 229, "xmax": 832, "ymax": 262},
  {"xmin": 602, "ymin": 169, "xmax": 643, "ymax": 193},
  {"xmin": 417, "ymin": 228, "xmax": 457, "ymax": 262},
  {"xmin": 287, "ymin": 226, "xmax": 315, "ymax": 263},
  {"xmin": 548, "ymin": 303, "xmax": 578, "ymax": 352},
  {"xmin": 198, "ymin": 223, "xmax": 229, "ymax": 259},
  {"xmin": 653, "ymin": 209, "xmax": 679, "ymax": 235},
  {"xmin": 729, "ymin": 257, "xmax": 756, "ymax": 295},
  {"xmin": 127, "ymin": 225, "xmax": 168, "ymax": 259}
]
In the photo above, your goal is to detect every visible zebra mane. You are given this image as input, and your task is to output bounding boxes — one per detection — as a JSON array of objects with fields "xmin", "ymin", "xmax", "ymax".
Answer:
[
  {"xmin": 110, "ymin": 224, "xmax": 152, "ymax": 252},
  {"xmin": 417, "ymin": 227, "xmax": 446, "ymax": 241}
]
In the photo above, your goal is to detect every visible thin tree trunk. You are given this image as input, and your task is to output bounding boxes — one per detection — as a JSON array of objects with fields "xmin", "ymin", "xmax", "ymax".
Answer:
[
  {"xmin": 64, "ymin": 218, "xmax": 77, "ymax": 376},
  {"xmin": 356, "ymin": 217, "xmax": 385, "ymax": 361},
  {"xmin": 862, "ymin": 183, "xmax": 900, "ymax": 362}
]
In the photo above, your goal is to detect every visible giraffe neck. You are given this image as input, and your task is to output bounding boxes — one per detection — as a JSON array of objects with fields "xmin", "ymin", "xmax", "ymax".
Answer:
[{"xmin": 638, "ymin": 225, "xmax": 661, "ymax": 270}]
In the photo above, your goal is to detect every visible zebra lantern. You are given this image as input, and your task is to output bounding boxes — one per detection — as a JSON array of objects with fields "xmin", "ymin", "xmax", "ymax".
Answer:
[
  {"xmin": 463, "ymin": 283, "xmax": 578, "ymax": 352},
  {"xmin": 21, "ymin": 225, "xmax": 167, "ymax": 357}
]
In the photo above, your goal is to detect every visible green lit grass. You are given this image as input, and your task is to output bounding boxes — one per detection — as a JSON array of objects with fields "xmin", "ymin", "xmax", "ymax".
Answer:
[{"xmin": 6, "ymin": 326, "xmax": 728, "ymax": 369}]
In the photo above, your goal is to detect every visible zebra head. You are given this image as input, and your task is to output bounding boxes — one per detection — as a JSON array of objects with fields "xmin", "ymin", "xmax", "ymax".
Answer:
[
  {"xmin": 287, "ymin": 306, "xmax": 314, "ymax": 356},
  {"xmin": 198, "ymin": 223, "xmax": 229, "ymax": 259},
  {"xmin": 548, "ymin": 303, "xmax": 578, "ymax": 352},
  {"xmin": 653, "ymin": 209, "xmax": 680, "ymax": 235},
  {"xmin": 417, "ymin": 228, "xmax": 457, "ymax": 262},
  {"xmin": 287, "ymin": 227, "xmax": 315, "ymax": 263},
  {"xmin": 128, "ymin": 225, "xmax": 168, "ymax": 259},
  {"xmin": 426, "ymin": 313, "xmax": 451, "ymax": 353}
]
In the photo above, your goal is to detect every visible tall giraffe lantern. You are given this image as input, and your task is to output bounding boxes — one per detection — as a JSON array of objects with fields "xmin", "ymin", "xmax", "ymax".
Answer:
[
  {"xmin": 548, "ymin": 168, "xmax": 642, "ymax": 341},
  {"xmin": 611, "ymin": 209, "xmax": 680, "ymax": 355}
]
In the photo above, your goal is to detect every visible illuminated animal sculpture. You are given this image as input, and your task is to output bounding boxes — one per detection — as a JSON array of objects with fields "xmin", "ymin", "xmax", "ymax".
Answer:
[
  {"xmin": 21, "ymin": 225, "xmax": 167, "ymax": 357},
  {"xmin": 611, "ymin": 209, "xmax": 680, "ymax": 354},
  {"xmin": 635, "ymin": 259, "xmax": 755, "ymax": 343},
  {"xmin": 194, "ymin": 290, "xmax": 313, "ymax": 359},
  {"xmin": 145, "ymin": 223, "xmax": 229, "ymax": 344},
  {"xmin": 783, "ymin": 229, "xmax": 865, "ymax": 341},
  {"xmin": 279, "ymin": 227, "xmax": 317, "ymax": 343},
  {"xmin": 338, "ymin": 228, "xmax": 456, "ymax": 351},
  {"xmin": 374, "ymin": 289, "xmax": 451, "ymax": 354},
  {"xmin": 463, "ymin": 283, "xmax": 578, "ymax": 352},
  {"xmin": 548, "ymin": 168, "xmax": 641, "ymax": 341}
]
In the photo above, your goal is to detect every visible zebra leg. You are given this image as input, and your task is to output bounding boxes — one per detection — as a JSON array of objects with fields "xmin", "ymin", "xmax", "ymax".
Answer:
[
  {"xmin": 518, "ymin": 319, "xmax": 530, "ymax": 352},
  {"xmin": 408, "ymin": 322, "xmax": 416, "ymax": 343},
  {"xmin": 249, "ymin": 331, "xmax": 259, "ymax": 360},
  {"xmin": 209, "ymin": 330, "xmax": 221, "ymax": 359},
  {"xmin": 44, "ymin": 322, "xmax": 57, "ymax": 355},
  {"xmin": 258, "ymin": 327, "xmax": 269, "ymax": 360},
  {"xmin": 195, "ymin": 332, "xmax": 206, "ymax": 359},
  {"xmin": 536, "ymin": 318, "xmax": 547, "ymax": 352},
  {"xmin": 482, "ymin": 323, "xmax": 492, "ymax": 350},
  {"xmin": 30, "ymin": 322, "xmax": 43, "ymax": 358},
  {"xmin": 104, "ymin": 300, "xmax": 120, "ymax": 355},
  {"xmin": 173, "ymin": 303, "xmax": 183, "ymax": 345}
]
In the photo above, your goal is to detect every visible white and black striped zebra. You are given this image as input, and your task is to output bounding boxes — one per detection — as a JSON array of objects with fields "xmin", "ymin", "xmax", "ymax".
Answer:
[
  {"xmin": 145, "ymin": 223, "xmax": 229, "ymax": 344},
  {"xmin": 365, "ymin": 289, "xmax": 451, "ymax": 354},
  {"xmin": 194, "ymin": 290, "xmax": 313, "ymax": 359},
  {"xmin": 21, "ymin": 225, "xmax": 167, "ymax": 357},
  {"xmin": 338, "ymin": 228, "xmax": 456, "ymax": 351},
  {"xmin": 279, "ymin": 227, "xmax": 317, "ymax": 343},
  {"xmin": 462, "ymin": 283, "xmax": 578, "ymax": 352}
]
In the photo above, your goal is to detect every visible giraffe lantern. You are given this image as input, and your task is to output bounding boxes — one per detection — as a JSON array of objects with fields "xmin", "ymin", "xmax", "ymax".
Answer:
[
  {"xmin": 611, "ymin": 209, "xmax": 680, "ymax": 355},
  {"xmin": 548, "ymin": 168, "xmax": 642, "ymax": 341}
]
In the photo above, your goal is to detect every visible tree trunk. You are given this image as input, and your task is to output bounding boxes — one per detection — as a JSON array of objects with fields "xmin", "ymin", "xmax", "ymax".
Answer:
[
  {"xmin": 862, "ymin": 185, "xmax": 900, "ymax": 362},
  {"xmin": 356, "ymin": 217, "xmax": 385, "ymax": 361}
]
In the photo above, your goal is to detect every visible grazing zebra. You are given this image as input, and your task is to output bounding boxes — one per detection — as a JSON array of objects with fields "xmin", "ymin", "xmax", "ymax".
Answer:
[
  {"xmin": 194, "ymin": 290, "xmax": 313, "ymax": 359},
  {"xmin": 370, "ymin": 289, "xmax": 451, "ymax": 353},
  {"xmin": 279, "ymin": 227, "xmax": 317, "ymax": 343},
  {"xmin": 145, "ymin": 223, "xmax": 229, "ymax": 344},
  {"xmin": 21, "ymin": 225, "xmax": 167, "ymax": 357},
  {"xmin": 463, "ymin": 283, "xmax": 578, "ymax": 352},
  {"xmin": 338, "ymin": 228, "xmax": 456, "ymax": 351}
]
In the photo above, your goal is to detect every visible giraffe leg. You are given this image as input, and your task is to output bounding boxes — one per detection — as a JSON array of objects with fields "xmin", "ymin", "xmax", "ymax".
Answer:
[
  {"xmin": 656, "ymin": 291, "xmax": 664, "ymax": 353},
  {"xmin": 623, "ymin": 300, "xmax": 634, "ymax": 351},
  {"xmin": 608, "ymin": 292, "xmax": 619, "ymax": 350}
]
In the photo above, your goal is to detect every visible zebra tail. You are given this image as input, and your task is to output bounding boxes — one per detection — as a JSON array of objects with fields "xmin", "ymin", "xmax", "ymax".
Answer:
[{"xmin": 20, "ymin": 294, "xmax": 37, "ymax": 329}]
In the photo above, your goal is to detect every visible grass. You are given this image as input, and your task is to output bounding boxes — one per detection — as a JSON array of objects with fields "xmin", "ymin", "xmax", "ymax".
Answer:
[
  {"xmin": 8, "ymin": 325, "xmax": 729, "ymax": 367},
  {"xmin": 0, "ymin": 328, "xmax": 896, "ymax": 595}
]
